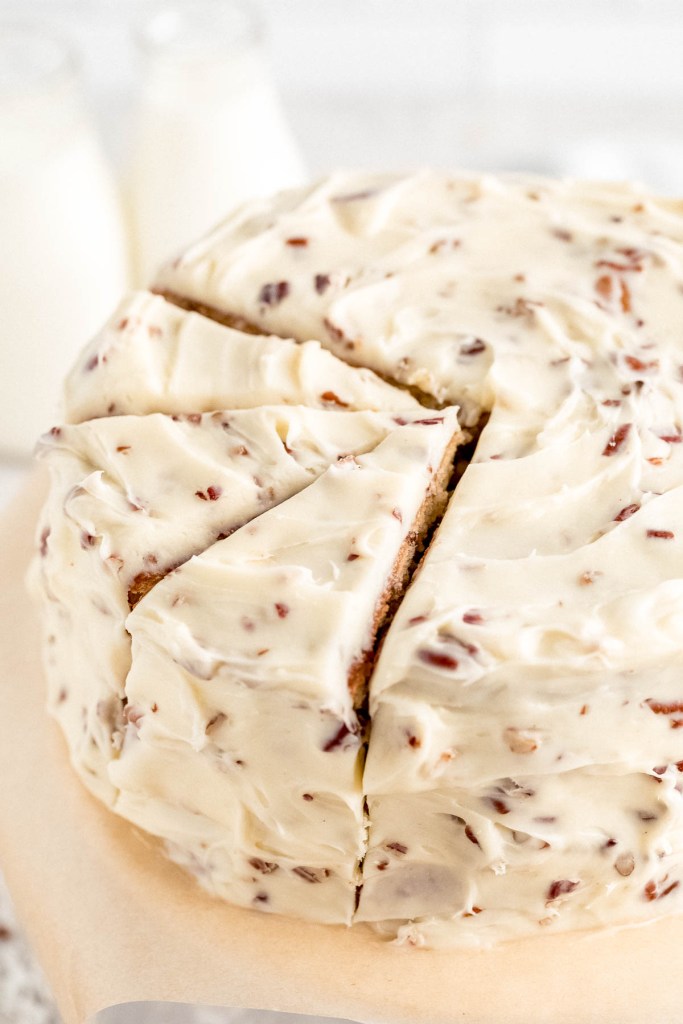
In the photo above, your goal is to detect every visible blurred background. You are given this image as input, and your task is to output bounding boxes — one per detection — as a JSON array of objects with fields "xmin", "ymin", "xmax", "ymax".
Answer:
[
  {"xmin": 6, "ymin": 0, "xmax": 683, "ymax": 183},
  {"xmin": 3, "ymin": 0, "xmax": 683, "ymax": 462},
  {"xmin": 2, "ymin": 0, "xmax": 683, "ymax": 1020}
]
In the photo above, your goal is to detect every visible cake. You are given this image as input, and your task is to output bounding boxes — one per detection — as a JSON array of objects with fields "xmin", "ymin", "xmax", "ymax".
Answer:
[{"xmin": 33, "ymin": 170, "xmax": 683, "ymax": 948}]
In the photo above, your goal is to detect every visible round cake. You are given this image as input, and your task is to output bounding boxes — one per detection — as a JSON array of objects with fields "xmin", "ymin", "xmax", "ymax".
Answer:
[{"xmin": 32, "ymin": 170, "xmax": 683, "ymax": 948}]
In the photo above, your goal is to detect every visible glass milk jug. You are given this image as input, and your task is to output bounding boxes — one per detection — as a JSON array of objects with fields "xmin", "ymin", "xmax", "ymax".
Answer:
[
  {"xmin": 127, "ymin": 0, "xmax": 307, "ymax": 284},
  {"xmin": 0, "ymin": 25, "xmax": 130, "ymax": 459}
]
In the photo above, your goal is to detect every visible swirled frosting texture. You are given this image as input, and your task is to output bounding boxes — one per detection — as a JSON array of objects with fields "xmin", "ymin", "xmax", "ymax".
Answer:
[
  {"xmin": 33, "ymin": 405, "xmax": 433, "ymax": 802},
  {"xmin": 64, "ymin": 291, "xmax": 418, "ymax": 422},
  {"xmin": 34, "ymin": 169, "xmax": 683, "ymax": 946},
  {"xmin": 157, "ymin": 169, "xmax": 683, "ymax": 944}
]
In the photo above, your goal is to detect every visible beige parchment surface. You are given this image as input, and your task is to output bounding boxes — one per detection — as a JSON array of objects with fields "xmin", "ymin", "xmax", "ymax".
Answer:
[{"xmin": 1, "ymin": 473, "xmax": 682, "ymax": 1024}]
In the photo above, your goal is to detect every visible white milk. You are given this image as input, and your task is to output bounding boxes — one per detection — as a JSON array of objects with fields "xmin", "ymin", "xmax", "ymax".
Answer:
[
  {"xmin": 127, "ymin": 2, "xmax": 307, "ymax": 283},
  {"xmin": 0, "ymin": 30, "xmax": 129, "ymax": 458}
]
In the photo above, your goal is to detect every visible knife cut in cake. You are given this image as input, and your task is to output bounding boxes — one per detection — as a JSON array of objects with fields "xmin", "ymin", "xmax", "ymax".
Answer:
[{"xmin": 32, "ymin": 169, "xmax": 683, "ymax": 947}]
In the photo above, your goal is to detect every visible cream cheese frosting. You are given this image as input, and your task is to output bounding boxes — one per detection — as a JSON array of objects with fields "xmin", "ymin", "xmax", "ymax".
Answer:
[
  {"xmin": 65, "ymin": 290, "xmax": 419, "ymax": 423},
  {"xmin": 110, "ymin": 413, "xmax": 459, "ymax": 923},
  {"xmin": 33, "ymin": 168, "xmax": 683, "ymax": 947},
  {"xmin": 32, "ymin": 405, "xmax": 432, "ymax": 803},
  {"xmin": 359, "ymin": 459, "xmax": 683, "ymax": 944},
  {"xmin": 155, "ymin": 170, "xmax": 683, "ymax": 425}
]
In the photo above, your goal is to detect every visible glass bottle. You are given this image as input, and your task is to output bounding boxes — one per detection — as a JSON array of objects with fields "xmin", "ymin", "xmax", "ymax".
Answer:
[
  {"xmin": 0, "ymin": 24, "xmax": 130, "ymax": 458},
  {"xmin": 127, "ymin": 0, "xmax": 307, "ymax": 284}
]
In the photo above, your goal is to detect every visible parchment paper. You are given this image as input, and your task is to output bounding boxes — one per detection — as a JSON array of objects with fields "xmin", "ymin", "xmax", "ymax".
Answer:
[{"xmin": 1, "ymin": 474, "xmax": 682, "ymax": 1024}]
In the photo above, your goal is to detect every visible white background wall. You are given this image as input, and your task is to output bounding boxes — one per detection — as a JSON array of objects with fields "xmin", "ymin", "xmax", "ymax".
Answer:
[{"xmin": 3, "ymin": 0, "xmax": 683, "ymax": 190}]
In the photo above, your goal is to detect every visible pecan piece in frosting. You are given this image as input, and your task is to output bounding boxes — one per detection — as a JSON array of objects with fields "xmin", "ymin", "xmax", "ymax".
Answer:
[
  {"xmin": 503, "ymin": 727, "xmax": 539, "ymax": 754},
  {"xmin": 258, "ymin": 281, "xmax": 290, "ymax": 306},
  {"xmin": 249, "ymin": 857, "xmax": 279, "ymax": 875},
  {"xmin": 615, "ymin": 853, "xmax": 635, "ymax": 877},
  {"xmin": 418, "ymin": 649, "xmax": 458, "ymax": 670},
  {"xmin": 293, "ymin": 866, "xmax": 330, "ymax": 883},
  {"xmin": 322, "ymin": 721, "xmax": 359, "ymax": 752},
  {"xmin": 386, "ymin": 842, "xmax": 408, "ymax": 855},
  {"xmin": 602, "ymin": 423, "xmax": 631, "ymax": 456},
  {"xmin": 644, "ymin": 878, "xmax": 680, "ymax": 901},
  {"xmin": 320, "ymin": 390, "xmax": 349, "ymax": 408},
  {"xmin": 547, "ymin": 879, "xmax": 579, "ymax": 902},
  {"xmin": 614, "ymin": 503, "xmax": 640, "ymax": 522}
]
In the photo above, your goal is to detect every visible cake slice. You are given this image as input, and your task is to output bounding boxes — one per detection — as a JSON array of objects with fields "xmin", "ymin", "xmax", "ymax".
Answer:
[
  {"xmin": 33, "ymin": 406, "xmax": 421, "ymax": 804},
  {"xmin": 110, "ymin": 410, "xmax": 460, "ymax": 923},
  {"xmin": 64, "ymin": 291, "xmax": 419, "ymax": 423}
]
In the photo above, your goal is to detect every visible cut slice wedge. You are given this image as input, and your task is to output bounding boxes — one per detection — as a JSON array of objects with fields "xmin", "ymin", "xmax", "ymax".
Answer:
[
  {"xmin": 65, "ymin": 291, "xmax": 419, "ymax": 423},
  {"xmin": 33, "ymin": 406, "xmax": 422, "ymax": 805},
  {"xmin": 112, "ymin": 410, "xmax": 461, "ymax": 923}
]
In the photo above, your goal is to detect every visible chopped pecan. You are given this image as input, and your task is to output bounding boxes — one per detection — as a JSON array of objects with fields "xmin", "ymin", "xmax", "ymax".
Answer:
[
  {"xmin": 249, "ymin": 857, "xmax": 279, "ymax": 875},
  {"xmin": 602, "ymin": 423, "xmax": 631, "ymax": 456},
  {"xmin": 547, "ymin": 879, "xmax": 579, "ymax": 901},
  {"xmin": 259, "ymin": 281, "xmax": 290, "ymax": 306}
]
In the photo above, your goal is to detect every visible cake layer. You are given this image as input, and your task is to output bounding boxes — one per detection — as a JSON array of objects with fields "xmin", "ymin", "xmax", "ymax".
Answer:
[
  {"xmin": 113, "ymin": 413, "xmax": 460, "ymax": 923},
  {"xmin": 65, "ymin": 291, "xmax": 418, "ymax": 423}
]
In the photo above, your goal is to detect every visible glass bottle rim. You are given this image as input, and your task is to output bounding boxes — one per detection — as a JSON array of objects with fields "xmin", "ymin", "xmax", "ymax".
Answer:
[
  {"xmin": 0, "ymin": 22, "xmax": 78, "ymax": 99},
  {"xmin": 134, "ymin": 0, "xmax": 263, "ymax": 59}
]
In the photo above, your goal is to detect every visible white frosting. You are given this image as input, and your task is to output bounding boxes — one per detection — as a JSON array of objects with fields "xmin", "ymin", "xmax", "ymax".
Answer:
[
  {"xmin": 360, "ymin": 466, "xmax": 683, "ymax": 943},
  {"xmin": 361, "ymin": 768, "xmax": 683, "ymax": 948},
  {"xmin": 32, "ymin": 405, "xmax": 432, "ymax": 803},
  {"xmin": 34, "ymin": 169, "xmax": 683, "ymax": 946},
  {"xmin": 156, "ymin": 170, "xmax": 683, "ymax": 424},
  {"xmin": 111, "ymin": 415, "xmax": 458, "ymax": 923},
  {"xmin": 64, "ymin": 290, "xmax": 418, "ymax": 423}
]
